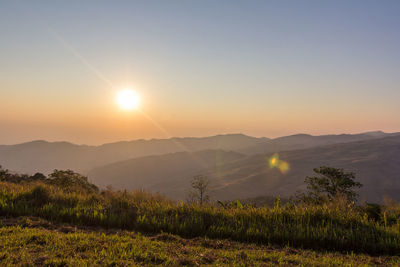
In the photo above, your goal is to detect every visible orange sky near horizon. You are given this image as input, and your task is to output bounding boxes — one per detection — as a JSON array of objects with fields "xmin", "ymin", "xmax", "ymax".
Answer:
[{"xmin": 1, "ymin": 87, "xmax": 398, "ymax": 145}]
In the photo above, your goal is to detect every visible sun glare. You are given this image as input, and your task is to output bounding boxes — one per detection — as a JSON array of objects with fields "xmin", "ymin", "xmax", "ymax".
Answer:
[
  {"xmin": 268, "ymin": 153, "xmax": 290, "ymax": 174},
  {"xmin": 116, "ymin": 89, "xmax": 140, "ymax": 110}
]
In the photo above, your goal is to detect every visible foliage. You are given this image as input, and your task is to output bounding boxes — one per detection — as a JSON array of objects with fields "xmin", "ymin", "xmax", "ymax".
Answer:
[
  {"xmin": 303, "ymin": 166, "xmax": 362, "ymax": 204},
  {"xmin": 0, "ymin": 165, "xmax": 45, "ymax": 183},
  {"xmin": 187, "ymin": 175, "xmax": 211, "ymax": 205},
  {"xmin": 364, "ymin": 203, "xmax": 382, "ymax": 222},
  {"xmin": 1, "ymin": 180, "xmax": 400, "ymax": 255},
  {"xmin": 0, "ymin": 165, "xmax": 12, "ymax": 181},
  {"xmin": 217, "ymin": 199, "xmax": 245, "ymax": 209},
  {"xmin": 0, "ymin": 166, "xmax": 98, "ymax": 194},
  {"xmin": 47, "ymin": 169, "xmax": 99, "ymax": 193},
  {"xmin": 239, "ymin": 195, "xmax": 291, "ymax": 208},
  {"xmin": 382, "ymin": 197, "xmax": 400, "ymax": 227}
]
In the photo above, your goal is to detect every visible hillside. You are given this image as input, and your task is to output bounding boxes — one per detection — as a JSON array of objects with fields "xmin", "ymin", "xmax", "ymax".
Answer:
[
  {"xmin": 88, "ymin": 150, "xmax": 245, "ymax": 197},
  {"xmin": 0, "ymin": 131, "xmax": 395, "ymax": 175},
  {"xmin": 1, "ymin": 172, "xmax": 400, "ymax": 265},
  {"xmin": 0, "ymin": 134, "xmax": 263, "ymax": 174},
  {"xmin": 2, "ymin": 132, "xmax": 400, "ymax": 202},
  {"xmin": 238, "ymin": 131, "xmax": 397, "ymax": 154},
  {"xmin": 210, "ymin": 135, "xmax": 400, "ymax": 202},
  {"xmin": 88, "ymin": 135, "xmax": 400, "ymax": 202},
  {"xmin": 0, "ymin": 141, "xmax": 95, "ymax": 175}
]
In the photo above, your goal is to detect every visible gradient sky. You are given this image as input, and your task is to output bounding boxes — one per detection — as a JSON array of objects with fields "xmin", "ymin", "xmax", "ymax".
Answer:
[{"xmin": 1, "ymin": 0, "xmax": 400, "ymax": 145}]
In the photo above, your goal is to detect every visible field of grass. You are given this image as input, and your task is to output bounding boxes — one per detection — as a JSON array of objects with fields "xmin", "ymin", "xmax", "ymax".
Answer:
[
  {"xmin": 1, "ymin": 180, "xmax": 400, "ymax": 258},
  {"xmin": 1, "ymin": 216, "xmax": 399, "ymax": 266}
]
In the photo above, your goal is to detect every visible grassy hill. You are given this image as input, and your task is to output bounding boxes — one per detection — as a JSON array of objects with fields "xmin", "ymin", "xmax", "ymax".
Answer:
[
  {"xmin": 1, "ymin": 180, "xmax": 400, "ymax": 254},
  {"xmin": 1, "ymin": 176, "xmax": 400, "ymax": 265}
]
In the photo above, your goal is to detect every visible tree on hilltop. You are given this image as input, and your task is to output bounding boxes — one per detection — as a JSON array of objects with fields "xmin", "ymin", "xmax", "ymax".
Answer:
[{"xmin": 302, "ymin": 166, "xmax": 362, "ymax": 204}]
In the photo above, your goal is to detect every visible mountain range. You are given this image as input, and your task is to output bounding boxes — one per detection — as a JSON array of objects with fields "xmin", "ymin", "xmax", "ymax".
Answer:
[{"xmin": 1, "ymin": 131, "xmax": 399, "ymax": 202}]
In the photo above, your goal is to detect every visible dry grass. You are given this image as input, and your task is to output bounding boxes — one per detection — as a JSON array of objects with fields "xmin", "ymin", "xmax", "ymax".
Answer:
[{"xmin": 1, "ymin": 216, "xmax": 399, "ymax": 266}]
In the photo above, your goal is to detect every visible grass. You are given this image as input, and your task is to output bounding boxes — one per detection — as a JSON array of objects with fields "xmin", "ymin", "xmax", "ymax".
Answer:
[
  {"xmin": 1, "ymin": 216, "xmax": 399, "ymax": 266},
  {"xmin": 1, "ymin": 181, "xmax": 400, "ymax": 256}
]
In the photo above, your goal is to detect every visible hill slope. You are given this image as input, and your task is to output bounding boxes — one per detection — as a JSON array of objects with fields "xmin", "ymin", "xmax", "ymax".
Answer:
[
  {"xmin": 210, "ymin": 135, "xmax": 400, "ymax": 202},
  {"xmin": 89, "ymin": 135, "xmax": 400, "ymax": 202},
  {"xmin": 238, "ymin": 131, "xmax": 397, "ymax": 154},
  {"xmin": 88, "ymin": 150, "xmax": 246, "ymax": 198},
  {"xmin": 1, "ymin": 131, "xmax": 395, "ymax": 175},
  {"xmin": 0, "ymin": 134, "xmax": 263, "ymax": 174}
]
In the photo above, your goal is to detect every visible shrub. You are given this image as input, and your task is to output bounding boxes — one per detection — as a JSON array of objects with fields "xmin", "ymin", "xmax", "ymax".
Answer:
[
  {"xmin": 47, "ymin": 170, "xmax": 98, "ymax": 194},
  {"xmin": 364, "ymin": 203, "xmax": 382, "ymax": 222}
]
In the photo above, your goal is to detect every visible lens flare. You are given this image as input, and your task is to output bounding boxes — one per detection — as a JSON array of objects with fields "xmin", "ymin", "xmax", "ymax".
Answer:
[
  {"xmin": 278, "ymin": 161, "xmax": 290, "ymax": 174},
  {"xmin": 268, "ymin": 153, "xmax": 290, "ymax": 174},
  {"xmin": 269, "ymin": 153, "xmax": 280, "ymax": 168}
]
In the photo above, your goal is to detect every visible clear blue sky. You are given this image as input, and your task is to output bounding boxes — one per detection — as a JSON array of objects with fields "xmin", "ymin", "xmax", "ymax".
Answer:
[{"xmin": 1, "ymin": 0, "xmax": 400, "ymax": 144}]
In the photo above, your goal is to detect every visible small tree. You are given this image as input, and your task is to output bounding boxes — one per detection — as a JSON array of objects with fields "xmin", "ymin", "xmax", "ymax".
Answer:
[
  {"xmin": 188, "ymin": 175, "xmax": 211, "ymax": 205},
  {"xmin": 303, "ymin": 166, "xmax": 362, "ymax": 204},
  {"xmin": 0, "ymin": 165, "xmax": 12, "ymax": 181},
  {"xmin": 30, "ymin": 172, "xmax": 47, "ymax": 181}
]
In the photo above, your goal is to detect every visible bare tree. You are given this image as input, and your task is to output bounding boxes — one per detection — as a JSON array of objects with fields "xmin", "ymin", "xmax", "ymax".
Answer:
[{"xmin": 188, "ymin": 175, "xmax": 211, "ymax": 205}]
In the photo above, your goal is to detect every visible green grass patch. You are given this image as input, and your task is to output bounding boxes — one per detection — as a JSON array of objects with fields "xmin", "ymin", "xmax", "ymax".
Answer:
[
  {"xmin": 1, "ymin": 181, "xmax": 400, "ymax": 255},
  {"xmin": 0, "ymin": 221, "xmax": 399, "ymax": 266}
]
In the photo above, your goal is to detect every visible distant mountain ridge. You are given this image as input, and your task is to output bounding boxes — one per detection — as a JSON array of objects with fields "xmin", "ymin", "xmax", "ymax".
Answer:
[
  {"xmin": 0, "ymin": 131, "xmax": 398, "ymax": 175},
  {"xmin": 88, "ymin": 134, "xmax": 400, "ymax": 203},
  {"xmin": 88, "ymin": 149, "xmax": 246, "ymax": 194},
  {"xmin": 208, "ymin": 134, "xmax": 400, "ymax": 202},
  {"xmin": 0, "ymin": 134, "xmax": 263, "ymax": 174},
  {"xmin": 237, "ymin": 131, "xmax": 397, "ymax": 154}
]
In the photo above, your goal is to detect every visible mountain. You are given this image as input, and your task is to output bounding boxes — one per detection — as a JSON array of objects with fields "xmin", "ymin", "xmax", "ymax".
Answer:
[
  {"xmin": 1, "ymin": 131, "xmax": 399, "ymax": 202},
  {"xmin": 206, "ymin": 135, "xmax": 400, "ymax": 203},
  {"xmin": 88, "ymin": 150, "xmax": 246, "ymax": 197},
  {"xmin": 238, "ymin": 131, "xmax": 396, "ymax": 154},
  {"xmin": 0, "ymin": 140, "xmax": 95, "ymax": 174},
  {"xmin": 0, "ymin": 134, "xmax": 264, "ymax": 174},
  {"xmin": 88, "ymin": 135, "xmax": 400, "ymax": 203}
]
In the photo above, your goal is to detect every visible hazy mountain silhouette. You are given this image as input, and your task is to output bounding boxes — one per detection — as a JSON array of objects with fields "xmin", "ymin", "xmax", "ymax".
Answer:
[
  {"xmin": 0, "ymin": 140, "xmax": 94, "ymax": 174},
  {"xmin": 0, "ymin": 131, "xmax": 397, "ymax": 175},
  {"xmin": 207, "ymin": 134, "xmax": 400, "ymax": 203},
  {"xmin": 88, "ymin": 134, "xmax": 400, "ymax": 203},
  {"xmin": 88, "ymin": 150, "xmax": 246, "ymax": 194},
  {"xmin": 0, "ymin": 134, "xmax": 264, "ymax": 174},
  {"xmin": 238, "ymin": 131, "xmax": 393, "ymax": 154}
]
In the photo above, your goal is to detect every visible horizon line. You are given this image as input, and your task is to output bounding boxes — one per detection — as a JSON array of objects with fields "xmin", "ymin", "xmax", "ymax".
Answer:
[{"xmin": 1, "ymin": 130, "xmax": 395, "ymax": 147}]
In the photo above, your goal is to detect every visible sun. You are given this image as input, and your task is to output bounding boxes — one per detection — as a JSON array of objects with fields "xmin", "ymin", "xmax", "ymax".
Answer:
[{"xmin": 116, "ymin": 89, "xmax": 140, "ymax": 110}]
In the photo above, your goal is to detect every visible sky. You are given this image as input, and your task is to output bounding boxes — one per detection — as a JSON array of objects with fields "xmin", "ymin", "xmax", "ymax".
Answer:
[{"xmin": 1, "ymin": 0, "xmax": 400, "ymax": 145}]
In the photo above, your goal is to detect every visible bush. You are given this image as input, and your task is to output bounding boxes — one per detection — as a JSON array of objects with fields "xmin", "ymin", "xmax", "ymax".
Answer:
[
  {"xmin": 47, "ymin": 170, "xmax": 98, "ymax": 194},
  {"xmin": 364, "ymin": 203, "xmax": 382, "ymax": 222}
]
